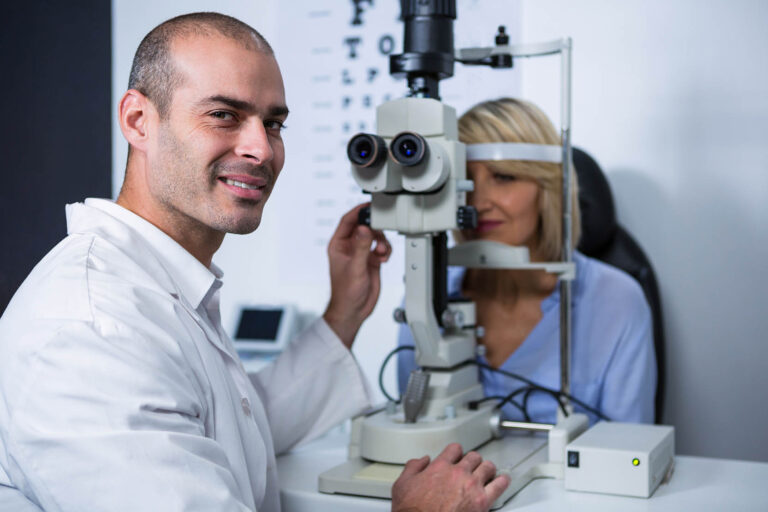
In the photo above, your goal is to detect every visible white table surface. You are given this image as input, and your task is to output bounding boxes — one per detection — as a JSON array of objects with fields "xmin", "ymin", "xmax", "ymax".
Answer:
[{"xmin": 277, "ymin": 430, "xmax": 768, "ymax": 512}]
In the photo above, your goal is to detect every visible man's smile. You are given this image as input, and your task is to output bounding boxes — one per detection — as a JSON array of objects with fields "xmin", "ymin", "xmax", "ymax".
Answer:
[{"xmin": 217, "ymin": 173, "xmax": 268, "ymax": 200}]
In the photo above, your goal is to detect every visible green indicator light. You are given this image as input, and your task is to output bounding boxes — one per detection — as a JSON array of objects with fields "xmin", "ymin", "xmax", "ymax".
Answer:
[{"xmin": 632, "ymin": 458, "xmax": 640, "ymax": 466}]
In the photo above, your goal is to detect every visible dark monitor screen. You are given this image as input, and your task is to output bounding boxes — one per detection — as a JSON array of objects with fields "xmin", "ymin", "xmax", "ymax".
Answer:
[{"xmin": 235, "ymin": 309, "xmax": 283, "ymax": 341}]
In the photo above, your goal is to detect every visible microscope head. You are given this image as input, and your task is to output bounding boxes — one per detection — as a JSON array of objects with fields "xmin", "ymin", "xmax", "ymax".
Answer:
[{"xmin": 349, "ymin": 97, "xmax": 475, "ymax": 235}]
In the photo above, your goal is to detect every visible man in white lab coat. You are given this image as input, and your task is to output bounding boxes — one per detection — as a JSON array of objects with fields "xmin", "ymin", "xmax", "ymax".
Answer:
[{"xmin": 0, "ymin": 12, "xmax": 510, "ymax": 512}]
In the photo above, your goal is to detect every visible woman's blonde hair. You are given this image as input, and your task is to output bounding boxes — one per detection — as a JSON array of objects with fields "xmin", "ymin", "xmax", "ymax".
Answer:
[{"xmin": 458, "ymin": 98, "xmax": 581, "ymax": 262}]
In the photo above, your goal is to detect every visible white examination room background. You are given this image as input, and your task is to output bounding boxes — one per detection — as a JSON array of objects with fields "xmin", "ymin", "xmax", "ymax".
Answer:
[{"xmin": 113, "ymin": 0, "xmax": 768, "ymax": 462}]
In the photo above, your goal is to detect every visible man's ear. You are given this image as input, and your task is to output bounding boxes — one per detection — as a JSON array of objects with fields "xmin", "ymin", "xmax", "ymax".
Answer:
[{"xmin": 119, "ymin": 89, "xmax": 154, "ymax": 154}]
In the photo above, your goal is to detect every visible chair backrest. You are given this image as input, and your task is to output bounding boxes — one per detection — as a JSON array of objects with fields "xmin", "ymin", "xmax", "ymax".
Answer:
[{"xmin": 572, "ymin": 147, "xmax": 665, "ymax": 423}]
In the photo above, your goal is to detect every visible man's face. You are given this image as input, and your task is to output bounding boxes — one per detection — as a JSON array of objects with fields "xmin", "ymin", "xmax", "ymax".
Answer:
[{"xmin": 145, "ymin": 34, "xmax": 288, "ymax": 238}]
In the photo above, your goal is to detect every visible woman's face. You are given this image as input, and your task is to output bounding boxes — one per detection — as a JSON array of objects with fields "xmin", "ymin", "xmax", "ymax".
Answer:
[{"xmin": 465, "ymin": 161, "xmax": 541, "ymax": 252}]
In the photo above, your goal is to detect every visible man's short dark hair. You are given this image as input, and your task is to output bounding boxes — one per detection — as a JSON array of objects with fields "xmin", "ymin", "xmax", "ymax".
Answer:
[{"xmin": 127, "ymin": 12, "xmax": 273, "ymax": 118}]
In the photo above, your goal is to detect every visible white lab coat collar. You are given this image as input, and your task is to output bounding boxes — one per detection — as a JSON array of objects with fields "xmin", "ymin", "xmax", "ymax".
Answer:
[{"xmin": 66, "ymin": 198, "xmax": 222, "ymax": 310}]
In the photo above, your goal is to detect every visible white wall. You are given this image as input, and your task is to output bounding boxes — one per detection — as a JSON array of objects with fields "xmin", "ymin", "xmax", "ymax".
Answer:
[
  {"xmin": 113, "ymin": 0, "xmax": 768, "ymax": 462},
  {"xmin": 519, "ymin": 0, "xmax": 768, "ymax": 461}
]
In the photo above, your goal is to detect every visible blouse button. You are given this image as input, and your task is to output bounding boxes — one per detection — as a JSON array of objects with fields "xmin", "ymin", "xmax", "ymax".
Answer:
[{"xmin": 241, "ymin": 397, "xmax": 251, "ymax": 417}]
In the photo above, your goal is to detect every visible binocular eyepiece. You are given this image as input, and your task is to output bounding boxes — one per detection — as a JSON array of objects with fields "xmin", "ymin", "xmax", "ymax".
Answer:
[
  {"xmin": 391, "ymin": 132, "xmax": 427, "ymax": 166},
  {"xmin": 347, "ymin": 132, "xmax": 429, "ymax": 168},
  {"xmin": 347, "ymin": 134, "xmax": 387, "ymax": 168}
]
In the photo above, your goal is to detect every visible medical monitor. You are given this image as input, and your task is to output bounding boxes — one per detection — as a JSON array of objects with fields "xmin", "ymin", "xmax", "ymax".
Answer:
[{"xmin": 233, "ymin": 304, "xmax": 297, "ymax": 354}]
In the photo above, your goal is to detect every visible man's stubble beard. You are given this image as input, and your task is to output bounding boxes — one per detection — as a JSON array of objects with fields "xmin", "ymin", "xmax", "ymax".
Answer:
[
  {"xmin": 155, "ymin": 124, "xmax": 275, "ymax": 236},
  {"xmin": 210, "ymin": 159, "xmax": 276, "ymax": 235}
]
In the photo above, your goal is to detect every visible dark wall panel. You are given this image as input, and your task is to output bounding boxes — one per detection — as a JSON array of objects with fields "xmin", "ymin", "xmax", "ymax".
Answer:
[{"xmin": 0, "ymin": 1, "xmax": 111, "ymax": 313}]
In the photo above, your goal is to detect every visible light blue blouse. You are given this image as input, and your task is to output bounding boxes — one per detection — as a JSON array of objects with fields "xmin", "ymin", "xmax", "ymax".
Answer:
[{"xmin": 397, "ymin": 251, "xmax": 656, "ymax": 424}]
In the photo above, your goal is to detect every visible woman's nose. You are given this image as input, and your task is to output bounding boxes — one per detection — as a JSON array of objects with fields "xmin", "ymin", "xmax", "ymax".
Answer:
[{"xmin": 469, "ymin": 175, "xmax": 492, "ymax": 212}]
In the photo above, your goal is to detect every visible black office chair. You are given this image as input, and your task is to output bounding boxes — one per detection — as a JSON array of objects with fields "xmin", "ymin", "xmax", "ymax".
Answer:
[{"xmin": 572, "ymin": 147, "xmax": 665, "ymax": 424}]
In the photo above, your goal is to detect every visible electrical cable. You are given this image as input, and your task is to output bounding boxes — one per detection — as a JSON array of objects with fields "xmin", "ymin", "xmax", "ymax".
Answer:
[
  {"xmin": 378, "ymin": 345, "xmax": 414, "ymax": 403},
  {"xmin": 377, "ymin": 345, "xmax": 611, "ymax": 421},
  {"xmin": 522, "ymin": 388, "xmax": 533, "ymax": 414},
  {"xmin": 472, "ymin": 361, "xmax": 611, "ymax": 421},
  {"xmin": 469, "ymin": 394, "xmax": 527, "ymax": 419},
  {"xmin": 496, "ymin": 386, "xmax": 565, "ymax": 420},
  {"xmin": 496, "ymin": 389, "xmax": 533, "ymax": 423}
]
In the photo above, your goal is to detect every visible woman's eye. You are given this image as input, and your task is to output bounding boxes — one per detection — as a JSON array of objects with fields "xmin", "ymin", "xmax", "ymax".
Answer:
[{"xmin": 493, "ymin": 173, "xmax": 517, "ymax": 182}]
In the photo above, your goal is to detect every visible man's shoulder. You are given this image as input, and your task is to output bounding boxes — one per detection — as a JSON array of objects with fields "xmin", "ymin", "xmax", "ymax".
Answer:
[
  {"xmin": 4, "ymin": 234, "xmax": 99, "ymax": 325},
  {"xmin": 0, "ymin": 230, "xmax": 205, "ymax": 394},
  {"xmin": 3, "ymin": 229, "xmax": 173, "ymax": 331}
]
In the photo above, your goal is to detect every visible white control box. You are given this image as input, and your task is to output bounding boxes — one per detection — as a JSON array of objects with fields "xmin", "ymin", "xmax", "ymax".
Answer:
[{"xmin": 564, "ymin": 422, "xmax": 674, "ymax": 498}]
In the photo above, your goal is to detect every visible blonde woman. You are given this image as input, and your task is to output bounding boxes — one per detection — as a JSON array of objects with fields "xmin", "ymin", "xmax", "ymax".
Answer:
[{"xmin": 397, "ymin": 98, "xmax": 656, "ymax": 424}]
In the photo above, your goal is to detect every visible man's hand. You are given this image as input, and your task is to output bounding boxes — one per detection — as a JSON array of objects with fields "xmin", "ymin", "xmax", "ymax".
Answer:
[
  {"xmin": 323, "ymin": 203, "xmax": 391, "ymax": 348},
  {"xmin": 391, "ymin": 443, "xmax": 511, "ymax": 512}
]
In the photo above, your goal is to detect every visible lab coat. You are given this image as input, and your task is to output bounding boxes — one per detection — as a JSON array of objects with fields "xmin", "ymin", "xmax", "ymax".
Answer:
[{"xmin": 0, "ymin": 199, "xmax": 372, "ymax": 511}]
